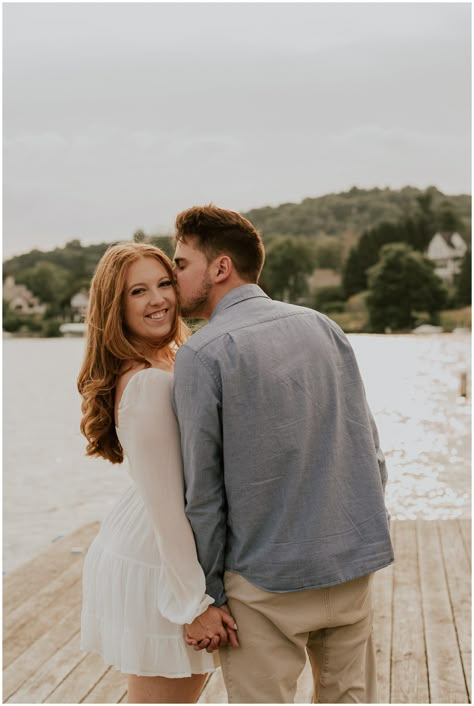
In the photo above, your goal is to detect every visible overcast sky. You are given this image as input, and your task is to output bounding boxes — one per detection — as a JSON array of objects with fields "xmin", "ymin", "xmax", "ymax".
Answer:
[{"xmin": 3, "ymin": 2, "xmax": 471, "ymax": 259}]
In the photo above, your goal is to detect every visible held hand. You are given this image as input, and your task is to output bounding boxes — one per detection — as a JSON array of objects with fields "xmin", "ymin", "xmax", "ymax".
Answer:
[
  {"xmin": 185, "ymin": 605, "xmax": 239, "ymax": 652},
  {"xmin": 219, "ymin": 603, "xmax": 240, "ymax": 649}
]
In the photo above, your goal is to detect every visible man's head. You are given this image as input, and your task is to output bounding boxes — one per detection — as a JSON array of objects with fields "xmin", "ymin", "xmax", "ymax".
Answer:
[{"xmin": 173, "ymin": 205, "xmax": 265, "ymax": 319}]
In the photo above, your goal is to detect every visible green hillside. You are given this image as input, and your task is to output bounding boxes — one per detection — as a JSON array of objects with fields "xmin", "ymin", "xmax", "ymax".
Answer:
[
  {"xmin": 243, "ymin": 186, "xmax": 471, "ymax": 241},
  {"xmin": 3, "ymin": 186, "xmax": 470, "ymax": 335}
]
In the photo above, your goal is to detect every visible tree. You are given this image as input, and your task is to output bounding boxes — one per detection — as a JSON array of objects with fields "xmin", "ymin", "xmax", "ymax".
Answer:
[
  {"xmin": 436, "ymin": 202, "xmax": 462, "ymax": 232},
  {"xmin": 262, "ymin": 237, "xmax": 316, "ymax": 302},
  {"xmin": 149, "ymin": 235, "xmax": 174, "ymax": 259},
  {"xmin": 367, "ymin": 243, "xmax": 447, "ymax": 332},
  {"xmin": 342, "ymin": 247, "xmax": 367, "ymax": 298},
  {"xmin": 342, "ymin": 221, "xmax": 402, "ymax": 297},
  {"xmin": 16, "ymin": 261, "xmax": 71, "ymax": 306},
  {"xmin": 314, "ymin": 236, "xmax": 343, "ymax": 270},
  {"xmin": 454, "ymin": 249, "xmax": 471, "ymax": 307},
  {"xmin": 133, "ymin": 229, "xmax": 146, "ymax": 243},
  {"xmin": 341, "ymin": 208, "xmax": 447, "ymax": 299}
]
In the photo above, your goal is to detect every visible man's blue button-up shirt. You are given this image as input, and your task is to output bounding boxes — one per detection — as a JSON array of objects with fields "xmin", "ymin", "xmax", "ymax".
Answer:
[{"xmin": 173, "ymin": 285, "xmax": 394, "ymax": 606}]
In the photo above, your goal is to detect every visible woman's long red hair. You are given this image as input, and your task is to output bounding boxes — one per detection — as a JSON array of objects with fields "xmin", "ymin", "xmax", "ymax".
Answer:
[{"xmin": 77, "ymin": 242, "xmax": 188, "ymax": 464}]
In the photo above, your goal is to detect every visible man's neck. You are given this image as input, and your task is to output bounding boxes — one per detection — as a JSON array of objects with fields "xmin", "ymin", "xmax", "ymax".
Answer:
[{"xmin": 202, "ymin": 279, "xmax": 250, "ymax": 320}]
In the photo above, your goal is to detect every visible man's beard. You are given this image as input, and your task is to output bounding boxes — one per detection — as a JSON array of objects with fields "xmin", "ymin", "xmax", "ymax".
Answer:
[{"xmin": 180, "ymin": 274, "xmax": 213, "ymax": 318}]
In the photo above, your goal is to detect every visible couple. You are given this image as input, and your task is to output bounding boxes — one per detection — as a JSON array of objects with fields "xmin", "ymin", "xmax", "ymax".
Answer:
[{"xmin": 78, "ymin": 205, "xmax": 394, "ymax": 704}]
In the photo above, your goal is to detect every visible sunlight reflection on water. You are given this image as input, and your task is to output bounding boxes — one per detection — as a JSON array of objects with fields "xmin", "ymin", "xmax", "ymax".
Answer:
[{"xmin": 349, "ymin": 333, "xmax": 471, "ymax": 520}]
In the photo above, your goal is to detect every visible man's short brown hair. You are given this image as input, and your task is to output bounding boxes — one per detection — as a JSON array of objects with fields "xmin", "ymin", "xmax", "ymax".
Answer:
[{"xmin": 174, "ymin": 204, "xmax": 265, "ymax": 282}]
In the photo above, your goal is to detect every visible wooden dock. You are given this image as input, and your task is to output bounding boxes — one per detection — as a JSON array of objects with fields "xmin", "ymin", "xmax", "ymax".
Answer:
[{"xmin": 3, "ymin": 519, "xmax": 471, "ymax": 704}]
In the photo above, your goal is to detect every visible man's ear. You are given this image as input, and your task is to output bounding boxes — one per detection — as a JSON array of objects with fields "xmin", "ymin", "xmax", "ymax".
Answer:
[{"xmin": 214, "ymin": 255, "xmax": 233, "ymax": 283}]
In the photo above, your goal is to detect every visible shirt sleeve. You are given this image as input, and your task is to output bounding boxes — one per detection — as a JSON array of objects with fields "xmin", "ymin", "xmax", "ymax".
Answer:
[
  {"xmin": 367, "ymin": 405, "xmax": 388, "ymax": 492},
  {"xmin": 327, "ymin": 315, "xmax": 389, "ymax": 496},
  {"xmin": 364, "ymin": 400, "xmax": 391, "ymax": 527},
  {"xmin": 172, "ymin": 346, "xmax": 228, "ymax": 606},
  {"xmin": 118, "ymin": 370, "xmax": 214, "ymax": 625}
]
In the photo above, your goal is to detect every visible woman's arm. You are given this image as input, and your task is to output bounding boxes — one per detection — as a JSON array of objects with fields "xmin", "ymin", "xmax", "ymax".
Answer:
[{"xmin": 118, "ymin": 370, "xmax": 215, "ymax": 626}]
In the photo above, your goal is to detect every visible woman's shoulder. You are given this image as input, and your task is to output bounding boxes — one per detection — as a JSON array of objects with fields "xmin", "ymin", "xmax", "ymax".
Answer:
[
  {"xmin": 115, "ymin": 365, "xmax": 174, "ymax": 423},
  {"xmin": 118, "ymin": 365, "xmax": 173, "ymax": 398}
]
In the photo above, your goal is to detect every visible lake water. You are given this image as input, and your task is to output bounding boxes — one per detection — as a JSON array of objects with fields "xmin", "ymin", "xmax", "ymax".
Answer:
[{"xmin": 3, "ymin": 333, "xmax": 471, "ymax": 573}]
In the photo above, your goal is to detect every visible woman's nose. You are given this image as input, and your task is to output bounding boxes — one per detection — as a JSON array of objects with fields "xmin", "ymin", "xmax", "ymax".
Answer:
[{"xmin": 149, "ymin": 287, "xmax": 166, "ymax": 306}]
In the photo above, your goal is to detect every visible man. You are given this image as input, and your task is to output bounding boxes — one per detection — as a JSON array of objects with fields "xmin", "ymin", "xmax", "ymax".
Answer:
[{"xmin": 172, "ymin": 205, "xmax": 394, "ymax": 703}]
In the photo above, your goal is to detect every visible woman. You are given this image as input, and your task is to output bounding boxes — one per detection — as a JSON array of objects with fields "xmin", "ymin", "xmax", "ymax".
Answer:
[{"xmin": 77, "ymin": 243, "xmax": 236, "ymax": 703}]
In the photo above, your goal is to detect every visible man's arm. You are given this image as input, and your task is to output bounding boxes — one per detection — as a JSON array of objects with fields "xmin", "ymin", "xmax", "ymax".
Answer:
[{"xmin": 173, "ymin": 345, "xmax": 228, "ymax": 606}]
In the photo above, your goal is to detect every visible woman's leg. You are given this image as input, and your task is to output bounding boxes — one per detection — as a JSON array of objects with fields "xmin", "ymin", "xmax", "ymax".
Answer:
[{"xmin": 127, "ymin": 673, "xmax": 208, "ymax": 704}]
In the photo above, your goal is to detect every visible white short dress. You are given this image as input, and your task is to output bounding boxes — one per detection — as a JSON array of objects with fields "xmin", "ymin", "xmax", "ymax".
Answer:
[{"xmin": 80, "ymin": 368, "xmax": 216, "ymax": 677}]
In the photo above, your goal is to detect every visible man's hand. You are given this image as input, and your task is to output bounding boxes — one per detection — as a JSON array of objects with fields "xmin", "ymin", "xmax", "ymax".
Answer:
[
  {"xmin": 185, "ymin": 604, "xmax": 239, "ymax": 652},
  {"xmin": 218, "ymin": 604, "xmax": 240, "ymax": 649}
]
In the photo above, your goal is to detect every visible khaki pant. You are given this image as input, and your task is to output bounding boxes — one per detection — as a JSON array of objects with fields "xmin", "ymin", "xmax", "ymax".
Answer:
[{"xmin": 220, "ymin": 571, "xmax": 377, "ymax": 703}]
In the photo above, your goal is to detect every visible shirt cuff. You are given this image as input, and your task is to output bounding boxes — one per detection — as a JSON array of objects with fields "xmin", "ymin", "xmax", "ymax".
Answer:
[
  {"xmin": 206, "ymin": 579, "xmax": 227, "ymax": 607},
  {"xmin": 187, "ymin": 593, "xmax": 215, "ymax": 624}
]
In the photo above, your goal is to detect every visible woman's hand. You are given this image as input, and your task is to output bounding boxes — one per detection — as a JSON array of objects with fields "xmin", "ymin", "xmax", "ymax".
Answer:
[{"xmin": 185, "ymin": 604, "xmax": 239, "ymax": 652}]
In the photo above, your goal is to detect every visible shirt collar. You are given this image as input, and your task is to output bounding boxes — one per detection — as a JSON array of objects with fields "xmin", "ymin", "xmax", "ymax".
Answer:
[{"xmin": 210, "ymin": 284, "xmax": 270, "ymax": 321}]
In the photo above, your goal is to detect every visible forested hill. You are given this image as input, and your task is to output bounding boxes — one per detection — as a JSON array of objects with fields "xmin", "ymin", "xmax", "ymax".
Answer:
[
  {"xmin": 3, "ymin": 186, "xmax": 470, "ymax": 280},
  {"xmin": 242, "ymin": 186, "xmax": 471, "ymax": 240}
]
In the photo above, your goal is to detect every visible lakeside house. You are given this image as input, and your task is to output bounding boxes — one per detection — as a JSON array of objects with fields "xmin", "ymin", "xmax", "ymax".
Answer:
[
  {"xmin": 70, "ymin": 289, "xmax": 89, "ymax": 322},
  {"xmin": 425, "ymin": 232, "xmax": 468, "ymax": 282},
  {"xmin": 2, "ymin": 276, "xmax": 47, "ymax": 316}
]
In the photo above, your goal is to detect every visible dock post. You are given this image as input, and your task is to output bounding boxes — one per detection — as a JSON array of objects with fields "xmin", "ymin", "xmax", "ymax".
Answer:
[{"xmin": 459, "ymin": 371, "xmax": 468, "ymax": 398}]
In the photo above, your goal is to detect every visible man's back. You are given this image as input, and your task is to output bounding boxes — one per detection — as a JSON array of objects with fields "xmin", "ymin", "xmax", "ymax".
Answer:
[{"xmin": 173, "ymin": 285, "xmax": 393, "ymax": 604}]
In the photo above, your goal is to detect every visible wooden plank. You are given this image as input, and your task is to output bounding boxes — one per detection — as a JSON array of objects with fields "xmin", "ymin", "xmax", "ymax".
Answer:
[
  {"xmin": 81, "ymin": 666, "xmax": 127, "ymax": 704},
  {"xmin": 459, "ymin": 519, "xmax": 471, "ymax": 567},
  {"xmin": 3, "ymin": 519, "xmax": 471, "ymax": 705},
  {"xmin": 3, "ymin": 522, "xmax": 98, "ymax": 614},
  {"xmin": 438, "ymin": 520, "xmax": 471, "ymax": 701},
  {"xmin": 3, "ymin": 578, "xmax": 82, "ymax": 668},
  {"xmin": 3, "ymin": 600, "xmax": 82, "ymax": 702},
  {"xmin": 45, "ymin": 651, "xmax": 110, "ymax": 703},
  {"xmin": 391, "ymin": 521, "xmax": 429, "ymax": 703},
  {"xmin": 417, "ymin": 520, "xmax": 468, "ymax": 703},
  {"xmin": 4, "ymin": 559, "xmax": 83, "ymax": 635},
  {"xmin": 6, "ymin": 632, "xmax": 86, "ymax": 704},
  {"xmin": 372, "ymin": 561, "xmax": 394, "ymax": 703}
]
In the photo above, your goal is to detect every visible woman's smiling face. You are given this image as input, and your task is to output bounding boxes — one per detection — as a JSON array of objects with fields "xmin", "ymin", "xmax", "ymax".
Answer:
[{"xmin": 123, "ymin": 256, "xmax": 177, "ymax": 345}]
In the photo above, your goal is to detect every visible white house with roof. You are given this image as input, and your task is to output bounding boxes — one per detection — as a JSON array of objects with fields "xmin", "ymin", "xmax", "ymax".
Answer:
[
  {"xmin": 3, "ymin": 276, "xmax": 47, "ymax": 315},
  {"xmin": 70, "ymin": 289, "xmax": 89, "ymax": 321},
  {"xmin": 425, "ymin": 232, "xmax": 468, "ymax": 282}
]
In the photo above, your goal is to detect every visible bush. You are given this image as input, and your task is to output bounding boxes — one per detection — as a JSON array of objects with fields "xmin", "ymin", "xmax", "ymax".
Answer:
[
  {"xmin": 3, "ymin": 314, "xmax": 23, "ymax": 333},
  {"xmin": 42, "ymin": 319, "xmax": 63, "ymax": 337},
  {"xmin": 321, "ymin": 301, "xmax": 345, "ymax": 314},
  {"xmin": 314, "ymin": 285, "xmax": 344, "ymax": 306},
  {"xmin": 313, "ymin": 285, "xmax": 345, "ymax": 314},
  {"xmin": 2, "ymin": 312, "xmax": 43, "ymax": 334},
  {"xmin": 328, "ymin": 311, "xmax": 369, "ymax": 333},
  {"xmin": 439, "ymin": 307, "xmax": 472, "ymax": 332}
]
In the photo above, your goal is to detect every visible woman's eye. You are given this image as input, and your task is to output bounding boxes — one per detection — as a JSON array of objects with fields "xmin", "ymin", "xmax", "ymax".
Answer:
[
  {"xmin": 131, "ymin": 288, "xmax": 145, "ymax": 295},
  {"xmin": 159, "ymin": 280, "xmax": 173, "ymax": 287}
]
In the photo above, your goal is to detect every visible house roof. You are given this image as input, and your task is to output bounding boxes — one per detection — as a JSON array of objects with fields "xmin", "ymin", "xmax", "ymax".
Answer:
[{"xmin": 436, "ymin": 232, "xmax": 469, "ymax": 248}]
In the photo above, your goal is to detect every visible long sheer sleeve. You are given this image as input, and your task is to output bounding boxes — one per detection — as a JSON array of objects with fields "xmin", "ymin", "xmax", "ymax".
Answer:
[{"xmin": 116, "ymin": 369, "xmax": 214, "ymax": 625}]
